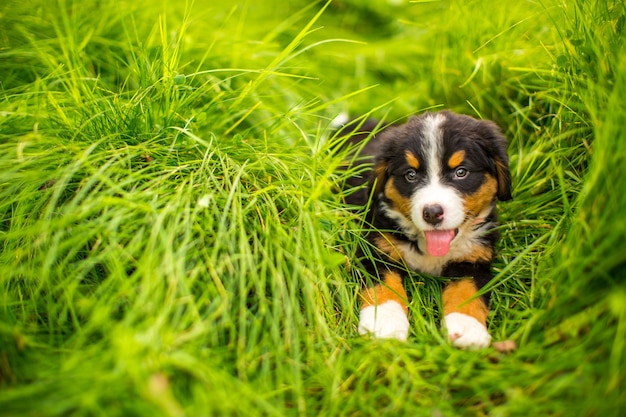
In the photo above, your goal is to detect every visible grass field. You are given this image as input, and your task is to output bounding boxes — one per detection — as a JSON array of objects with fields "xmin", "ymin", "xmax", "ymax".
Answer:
[{"xmin": 1, "ymin": 0, "xmax": 625, "ymax": 415}]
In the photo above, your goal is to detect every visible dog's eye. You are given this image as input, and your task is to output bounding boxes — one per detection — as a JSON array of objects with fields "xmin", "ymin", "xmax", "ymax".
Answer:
[
  {"xmin": 454, "ymin": 167, "xmax": 469, "ymax": 178},
  {"xmin": 404, "ymin": 169, "xmax": 418, "ymax": 182}
]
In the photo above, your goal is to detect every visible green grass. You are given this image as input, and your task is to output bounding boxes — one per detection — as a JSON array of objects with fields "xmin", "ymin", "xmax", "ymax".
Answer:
[{"xmin": 1, "ymin": 0, "xmax": 625, "ymax": 415}]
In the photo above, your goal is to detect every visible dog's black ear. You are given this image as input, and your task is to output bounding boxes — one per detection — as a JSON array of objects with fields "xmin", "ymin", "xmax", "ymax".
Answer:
[
  {"xmin": 369, "ymin": 123, "xmax": 406, "ymax": 198},
  {"xmin": 479, "ymin": 120, "xmax": 512, "ymax": 201},
  {"xmin": 495, "ymin": 152, "xmax": 512, "ymax": 201}
]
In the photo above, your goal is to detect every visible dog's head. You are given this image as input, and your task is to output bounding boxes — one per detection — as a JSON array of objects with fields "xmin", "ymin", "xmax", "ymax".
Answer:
[{"xmin": 372, "ymin": 111, "xmax": 511, "ymax": 257}]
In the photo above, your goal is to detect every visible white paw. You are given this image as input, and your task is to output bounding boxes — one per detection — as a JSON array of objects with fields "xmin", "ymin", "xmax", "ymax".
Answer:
[
  {"xmin": 444, "ymin": 312, "xmax": 492, "ymax": 349},
  {"xmin": 358, "ymin": 301, "xmax": 409, "ymax": 341}
]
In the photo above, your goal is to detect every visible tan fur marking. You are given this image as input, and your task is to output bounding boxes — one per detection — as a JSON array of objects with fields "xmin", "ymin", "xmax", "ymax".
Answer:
[
  {"xmin": 360, "ymin": 271, "xmax": 408, "ymax": 313},
  {"xmin": 373, "ymin": 162, "xmax": 387, "ymax": 195},
  {"xmin": 464, "ymin": 174, "xmax": 497, "ymax": 215},
  {"xmin": 443, "ymin": 279, "xmax": 488, "ymax": 325},
  {"xmin": 384, "ymin": 178, "xmax": 411, "ymax": 217},
  {"xmin": 447, "ymin": 150, "xmax": 466, "ymax": 169},
  {"xmin": 374, "ymin": 233, "xmax": 404, "ymax": 262},
  {"xmin": 456, "ymin": 245, "xmax": 493, "ymax": 263},
  {"xmin": 405, "ymin": 151, "xmax": 420, "ymax": 169}
]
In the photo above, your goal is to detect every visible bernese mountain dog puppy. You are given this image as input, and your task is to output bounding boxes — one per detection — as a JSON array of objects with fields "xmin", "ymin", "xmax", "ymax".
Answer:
[{"xmin": 339, "ymin": 110, "xmax": 511, "ymax": 349}]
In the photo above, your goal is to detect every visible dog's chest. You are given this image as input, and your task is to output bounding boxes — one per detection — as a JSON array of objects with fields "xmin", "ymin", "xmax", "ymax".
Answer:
[
  {"xmin": 394, "ymin": 232, "xmax": 482, "ymax": 276},
  {"xmin": 395, "ymin": 241, "xmax": 447, "ymax": 276}
]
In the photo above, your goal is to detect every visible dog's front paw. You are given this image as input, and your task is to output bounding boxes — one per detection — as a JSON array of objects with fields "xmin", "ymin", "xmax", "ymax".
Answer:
[
  {"xmin": 444, "ymin": 312, "xmax": 491, "ymax": 349},
  {"xmin": 358, "ymin": 301, "xmax": 409, "ymax": 341}
]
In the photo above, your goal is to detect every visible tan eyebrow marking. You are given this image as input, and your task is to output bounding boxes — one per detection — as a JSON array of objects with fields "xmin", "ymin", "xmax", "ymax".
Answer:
[
  {"xmin": 405, "ymin": 151, "xmax": 420, "ymax": 169},
  {"xmin": 447, "ymin": 150, "xmax": 466, "ymax": 169}
]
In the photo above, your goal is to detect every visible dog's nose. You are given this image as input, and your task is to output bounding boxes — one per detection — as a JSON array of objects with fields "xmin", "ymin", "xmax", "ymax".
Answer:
[{"xmin": 423, "ymin": 204, "xmax": 444, "ymax": 225}]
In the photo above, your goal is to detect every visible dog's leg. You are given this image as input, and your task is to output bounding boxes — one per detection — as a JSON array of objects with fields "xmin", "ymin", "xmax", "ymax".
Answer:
[
  {"xmin": 442, "ymin": 279, "xmax": 492, "ymax": 349},
  {"xmin": 358, "ymin": 271, "xmax": 410, "ymax": 340}
]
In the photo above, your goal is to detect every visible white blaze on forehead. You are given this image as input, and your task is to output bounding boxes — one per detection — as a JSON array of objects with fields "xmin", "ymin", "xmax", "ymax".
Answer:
[{"xmin": 421, "ymin": 112, "xmax": 446, "ymax": 177}]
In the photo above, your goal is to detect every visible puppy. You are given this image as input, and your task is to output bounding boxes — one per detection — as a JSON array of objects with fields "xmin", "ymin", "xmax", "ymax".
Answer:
[{"xmin": 339, "ymin": 110, "xmax": 511, "ymax": 348}]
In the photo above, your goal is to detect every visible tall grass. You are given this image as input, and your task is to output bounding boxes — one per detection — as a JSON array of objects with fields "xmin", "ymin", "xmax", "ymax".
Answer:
[{"xmin": 1, "ymin": 0, "xmax": 624, "ymax": 416}]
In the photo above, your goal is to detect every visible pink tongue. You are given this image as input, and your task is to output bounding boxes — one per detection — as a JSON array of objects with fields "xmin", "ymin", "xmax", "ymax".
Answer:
[{"xmin": 424, "ymin": 230, "xmax": 456, "ymax": 257}]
